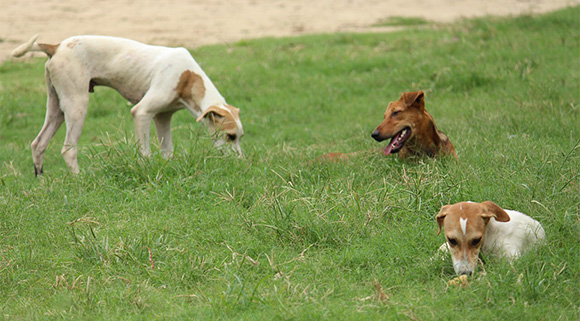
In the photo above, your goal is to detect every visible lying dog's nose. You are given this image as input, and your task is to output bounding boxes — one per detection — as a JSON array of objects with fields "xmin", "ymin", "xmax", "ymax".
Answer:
[{"xmin": 371, "ymin": 130, "xmax": 381, "ymax": 140}]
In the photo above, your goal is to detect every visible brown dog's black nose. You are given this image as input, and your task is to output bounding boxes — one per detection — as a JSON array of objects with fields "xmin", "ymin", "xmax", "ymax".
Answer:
[{"xmin": 371, "ymin": 130, "xmax": 381, "ymax": 141}]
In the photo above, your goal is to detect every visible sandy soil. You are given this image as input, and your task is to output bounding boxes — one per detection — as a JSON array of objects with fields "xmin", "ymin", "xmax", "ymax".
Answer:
[{"xmin": 0, "ymin": 0, "xmax": 577, "ymax": 63}]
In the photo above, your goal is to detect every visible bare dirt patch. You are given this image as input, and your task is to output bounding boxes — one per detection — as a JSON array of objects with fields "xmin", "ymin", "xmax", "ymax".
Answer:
[{"xmin": 0, "ymin": 0, "xmax": 577, "ymax": 62}]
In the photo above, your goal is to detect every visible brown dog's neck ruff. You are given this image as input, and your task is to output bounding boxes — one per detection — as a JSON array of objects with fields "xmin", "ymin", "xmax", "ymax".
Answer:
[{"xmin": 400, "ymin": 111, "xmax": 441, "ymax": 157}]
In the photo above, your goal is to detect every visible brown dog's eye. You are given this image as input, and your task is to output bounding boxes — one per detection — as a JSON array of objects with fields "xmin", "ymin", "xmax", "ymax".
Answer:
[
  {"xmin": 448, "ymin": 238, "xmax": 458, "ymax": 246},
  {"xmin": 392, "ymin": 111, "xmax": 401, "ymax": 117},
  {"xmin": 471, "ymin": 238, "xmax": 481, "ymax": 246}
]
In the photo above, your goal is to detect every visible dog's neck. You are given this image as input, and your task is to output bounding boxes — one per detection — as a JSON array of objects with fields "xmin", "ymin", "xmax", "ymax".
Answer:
[
  {"xmin": 404, "ymin": 111, "xmax": 442, "ymax": 157},
  {"xmin": 199, "ymin": 87, "xmax": 227, "ymax": 113},
  {"xmin": 178, "ymin": 70, "xmax": 227, "ymax": 117}
]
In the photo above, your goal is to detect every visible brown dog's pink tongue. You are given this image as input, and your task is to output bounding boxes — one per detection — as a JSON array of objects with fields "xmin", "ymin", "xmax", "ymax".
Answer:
[
  {"xmin": 383, "ymin": 143, "xmax": 394, "ymax": 155},
  {"xmin": 383, "ymin": 131, "xmax": 402, "ymax": 156}
]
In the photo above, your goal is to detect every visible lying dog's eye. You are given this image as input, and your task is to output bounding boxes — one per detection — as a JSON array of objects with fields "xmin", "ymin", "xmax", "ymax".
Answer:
[
  {"xmin": 392, "ymin": 111, "xmax": 400, "ymax": 117},
  {"xmin": 471, "ymin": 238, "xmax": 481, "ymax": 246},
  {"xmin": 227, "ymin": 134, "xmax": 237, "ymax": 141},
  {"xmin": 448, "ymin": 238, "xmax": 458, "ymax": 246}
]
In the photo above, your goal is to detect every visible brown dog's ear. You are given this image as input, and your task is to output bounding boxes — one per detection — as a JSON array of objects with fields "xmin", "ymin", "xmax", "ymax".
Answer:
[
  {"xmin": 480, "ymin": 201, "xmax": 511, "ymax": 223},
  {"xmin": 435, "ymin": 205, "xmax": 450, "ymax": 235},
  {"xmin": 196, "ymin": 106, "xmax": 226, "ymax": 122},
  {"xmin": 402, "ymin": 91, "xmax": 425, "ymax": 108}
]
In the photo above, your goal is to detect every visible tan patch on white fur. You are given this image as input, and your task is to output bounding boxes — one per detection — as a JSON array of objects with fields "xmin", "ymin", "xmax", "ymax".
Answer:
[
  {"xmin": 176, "ymin": 70, "xmax": 205, "ymax": 111},
  {"xmin": 38, "ymin": 43, "xmax": 60, "ymax": 57},
  {"xmin": 66, "ymin": 39, "xmax": 79, "ymax": 49},
  {"xmin": 224, "ymin": 104, "xmax": 240, "ymax": 120},
  {"xmin": 196, "ymin": 106, "xmax": 238, "ymax": 132}
]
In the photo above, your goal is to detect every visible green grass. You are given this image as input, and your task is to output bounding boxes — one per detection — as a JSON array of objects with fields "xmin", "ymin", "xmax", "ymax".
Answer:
[
  {"xmin": 1, "ymin": 7, "xmax": 579, "ymax": 320},
  {"xmin": 372, "ymin": 16, "xmax": 430, "ymax": 27}
]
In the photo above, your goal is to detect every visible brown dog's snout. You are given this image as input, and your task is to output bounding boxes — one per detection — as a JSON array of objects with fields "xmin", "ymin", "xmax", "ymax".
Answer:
[{"xmin": 371, "ymin": 130, "xmax": 382, "ymax": 141}]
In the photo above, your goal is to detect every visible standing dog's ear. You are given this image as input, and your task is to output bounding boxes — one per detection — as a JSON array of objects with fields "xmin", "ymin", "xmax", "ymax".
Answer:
[
  {"xmin": 435, "ymin": 205, "xmax": 450, "ymax": 235},
  {"xmin": 480, "ymin": 201, "xmax": 511, "ymax": 223},
  {"xmin": 196, "ymin": 106, "xmax": 226, "ymax": 122},
  {"xmin": 402, "ymin": 91, "xmax": 425, "ymax": 108}
]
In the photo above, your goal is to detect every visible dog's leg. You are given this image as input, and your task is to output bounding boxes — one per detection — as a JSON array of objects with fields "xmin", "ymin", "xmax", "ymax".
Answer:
[
  {"xmin": 60, "ymin": 95, "xmax": 89, "ymax": 174},
  {"xmin": 153, "ymin": 111, "xmax": 175, "ymax": 158},
  {"xmin": 131, "ymin": 91, "xmax": 174, "ymax": 157},
  {"xmin": 131, "ymin": 106, "xmax": 155, "ymax": 157},
  {"xmin": 31, "ymin": 82, "xmax": 64, "ymax": 176}
]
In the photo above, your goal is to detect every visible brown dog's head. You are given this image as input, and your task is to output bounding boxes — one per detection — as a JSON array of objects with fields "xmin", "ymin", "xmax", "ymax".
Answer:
[
  {"xmin": 435, "ymin": 201, "xmax": 511, "ymax": 275},
  {"xmin": 371, "ymin": 91, "xmax": 426, "ymax": 155}
]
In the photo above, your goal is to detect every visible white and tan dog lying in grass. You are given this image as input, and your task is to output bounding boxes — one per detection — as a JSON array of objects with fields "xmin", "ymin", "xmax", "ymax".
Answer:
[
  {"xmin": 12, "ymin": 35, "xmax": 244, "ymax": 175},
  {"xmin": 436, "ymin": 201, "xmax": 545, "ymax": 276}
]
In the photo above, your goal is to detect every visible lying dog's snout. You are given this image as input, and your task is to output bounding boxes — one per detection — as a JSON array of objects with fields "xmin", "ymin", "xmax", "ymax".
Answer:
[{"xmin": 371, "ymin": 130, "xmax": 381, "ymax": 141}]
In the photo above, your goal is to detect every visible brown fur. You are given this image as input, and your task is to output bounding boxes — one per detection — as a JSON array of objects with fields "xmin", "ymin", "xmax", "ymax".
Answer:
[
  {"xmin": 196, "ymin": 105, "xmax": 240, "ymax": 137},
  {"xmin": 38, "ymin": 43, "xmax": 60, "ymax": 57},
  {"xmin": 175, "ymin": 70, "xmax": 205, "ymax": 112},
  {"xmin": 372, "ymin": 91, "xmax": 456, "ymax": 159},
  {"xmin": 316, "ymin": 151, "xmax": 358, "ymax": 162}
]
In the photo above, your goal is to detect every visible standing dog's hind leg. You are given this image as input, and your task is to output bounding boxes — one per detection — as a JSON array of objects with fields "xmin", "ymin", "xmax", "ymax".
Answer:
[
  {"xmin": 31, "ymin": 82, "xmax": 64, "ymax": 176},
  {"xmin": 60, "ymin": 95, "xmax": 89, "ymax": 174}
]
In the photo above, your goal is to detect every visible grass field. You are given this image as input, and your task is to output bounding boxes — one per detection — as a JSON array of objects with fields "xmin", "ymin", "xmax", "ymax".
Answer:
[{"xmin": 0, "ymin": 7, "xmax": 579, "ymax": 320}]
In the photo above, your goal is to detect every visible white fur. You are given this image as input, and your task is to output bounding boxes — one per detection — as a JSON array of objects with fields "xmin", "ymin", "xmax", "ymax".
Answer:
[
  {"xmin": 452, "ymin": 252, "xmax": 471, "ymax": 276},
  {"xmin": 438, "ymin": 206, "xmax": 545, "ymax": 275},
  {"xmin": 13, "ymin": 35, "xmax": 244, "ymax": 174},
  {"xmin": 481, "ymin": 209, "xmax": 546, "ymax": 259},
  {"xmin": 460, "ymin": 217, "xmax": 468, "ymax": 235}
]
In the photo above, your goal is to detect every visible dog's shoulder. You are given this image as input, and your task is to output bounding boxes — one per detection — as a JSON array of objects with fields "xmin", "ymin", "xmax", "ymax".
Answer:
[
  {"xmin": 488, "ymin": 209, "xmax": 544, "ymax": 239},
  {"xmin": 435, "ymin": 129, "xmax": 457, "ymax": 157}
]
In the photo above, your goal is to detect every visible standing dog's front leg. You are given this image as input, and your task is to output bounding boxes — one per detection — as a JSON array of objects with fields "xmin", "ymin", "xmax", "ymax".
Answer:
[
  {"xmin": 131, "ymin": 91, "xmax": 175, "ymax": 157},
  {"xmin": 131, "ymin": 107, "xmax": 154, "ymax": 157},
  {"xmin": 154, "ymin": 111, "xmax": 175, "ymax": 158}
]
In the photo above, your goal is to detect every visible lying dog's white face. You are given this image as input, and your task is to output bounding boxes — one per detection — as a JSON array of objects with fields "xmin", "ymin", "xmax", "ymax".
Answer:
[
  {"xmin": 197, "ymin": 104, "xmax": 244, "ymax": 156},
  {"xmin": 436, "ymin": 201, "xmax": 511, "ymax": 275}
]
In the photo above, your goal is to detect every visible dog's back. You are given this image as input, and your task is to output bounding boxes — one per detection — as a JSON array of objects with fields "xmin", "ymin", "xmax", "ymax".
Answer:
[{"xmin": 482, "ymin": 209, "xmax": 546, "ymax": 258}]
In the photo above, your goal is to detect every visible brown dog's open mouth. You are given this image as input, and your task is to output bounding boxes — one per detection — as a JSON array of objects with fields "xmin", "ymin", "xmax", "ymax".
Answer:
[{"xmin": 384, "ymin": 127, "xmax": 411, "ymax": 155}]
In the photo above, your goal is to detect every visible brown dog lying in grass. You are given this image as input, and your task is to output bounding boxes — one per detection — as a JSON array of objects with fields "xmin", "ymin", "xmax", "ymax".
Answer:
[
  {"xmin": 319, "ymin": 91, "xmax": 456, "ymax": 161},
  {"xmin": 371, "ymin": 91, "xmax": 456, "ymax": 159}
]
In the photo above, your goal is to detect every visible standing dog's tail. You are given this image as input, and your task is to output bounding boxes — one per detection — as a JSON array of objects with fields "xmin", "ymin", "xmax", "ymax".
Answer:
[{"xmin": 12, "ymin": 34, "xmax": 59, "ymax": 58}]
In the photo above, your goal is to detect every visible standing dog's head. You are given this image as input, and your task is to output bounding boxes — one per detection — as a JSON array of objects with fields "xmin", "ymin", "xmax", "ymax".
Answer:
[
  {"xmin": 436, "ymin": 201, "xmax": 511, "ymax": 275},
  {"xmin": 371, "ymin": 91, "xmax": 427, "ymax": 155},
  {"xmin": 197, "ymin": 104, "xmax": 244, "ymax": 156}
]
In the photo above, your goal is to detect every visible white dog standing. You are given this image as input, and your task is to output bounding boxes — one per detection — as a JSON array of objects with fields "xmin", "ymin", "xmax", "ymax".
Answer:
[
  {"xmin": 436, "ymin": 201, "xmax": 546, "ymax": 276},
  {"xmin": 12, "ymin": 35, "xmax": 244, "ymax": 175}
]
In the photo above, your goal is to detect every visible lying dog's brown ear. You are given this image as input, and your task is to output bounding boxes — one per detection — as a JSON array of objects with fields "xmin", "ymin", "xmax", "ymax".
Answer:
[
  {"xmin": 480, "ymin": 201, "xmax": 511, "ymax": 223},
  {"xmin": 402, "ymin": 91, "xmax": 425, "ymax": 108},
  {"xmin": 196, "ymin": 106, "xmax": 226, "ymax": 122},
  {"xmin": 435, "ymin": 205, "xmax": 450, "ymax": 235}
]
